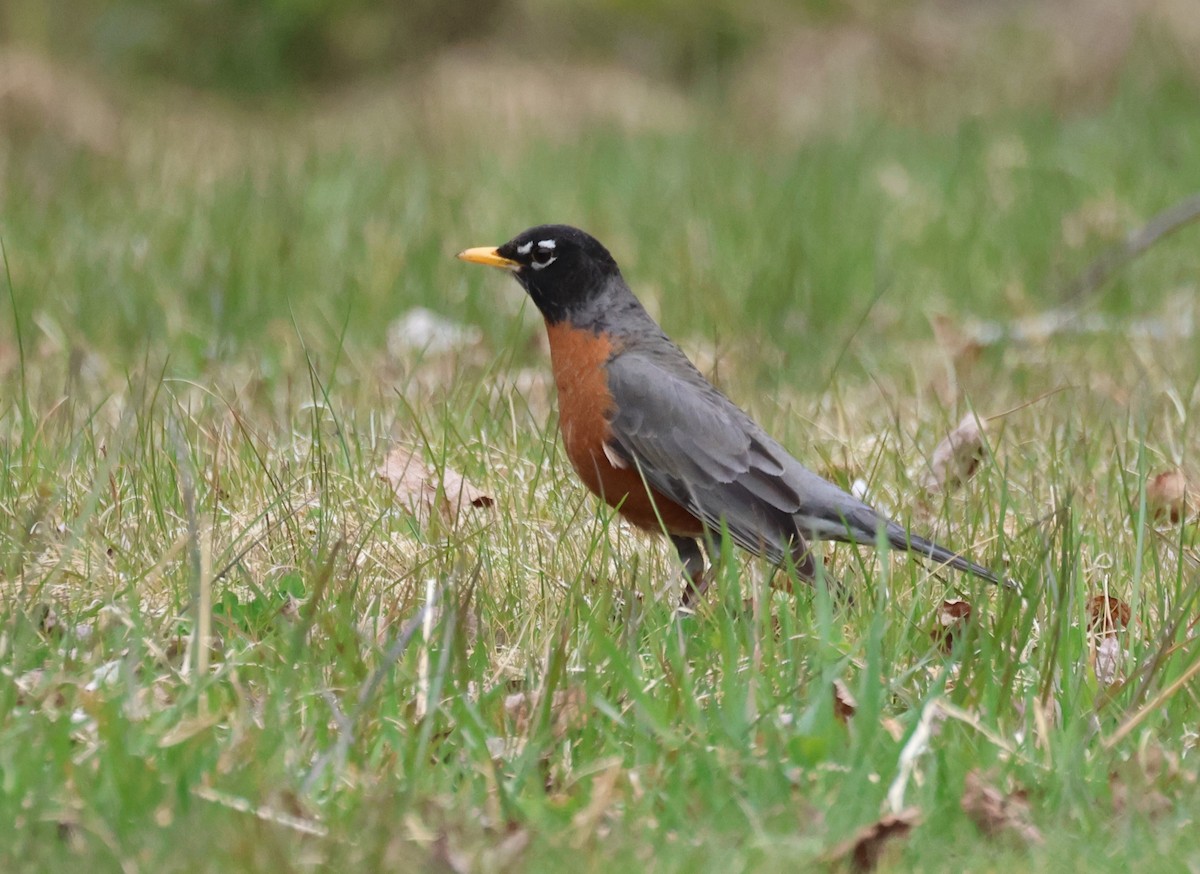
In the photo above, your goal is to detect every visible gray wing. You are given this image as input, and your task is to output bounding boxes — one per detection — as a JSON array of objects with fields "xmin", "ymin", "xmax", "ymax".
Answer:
[
  {"xmin": 604, "ymin": 349, "xmax": 863, "ymax": 567},
  {"xmin": 605, "ymin": 348, "xmax": 1004, "ymax": 586}
]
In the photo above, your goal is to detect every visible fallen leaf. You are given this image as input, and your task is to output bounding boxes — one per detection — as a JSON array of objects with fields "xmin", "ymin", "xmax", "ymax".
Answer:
[
  {"xmin": 1087, "ymin": 594, "xmax": 1131, "ymax": 637},
  {"xmin": 1093, "ymin": 635, "xmax": 1123, "ymax": 687},
  {"xmin": 378, "ymin": 446, "xmax": 493, "ymax": 524},
  {"xmin": 961, "ymin": 769, "xmax": 1043, "ymax": 845},
  {"xmin": 824, "ymin": 807, "xmax": 920, "ymax": 872},
  {"xmin": 931, "ymin": 598, "xmax": 972, "ymax": 653},
  {"xmin": 1146, "ymin": 470, "xmax": 1188, "ymax": 524},
  {"xmin": 1087, "ymin": 594, "xmax": 1131, "ymax": 687},
  {"xmin": 833, "ymin": 679, "xmax": 858, "ymax": 724},
  {"xmin": 922, "ymin": 413, "xmax": 987, "ymax": 492}
]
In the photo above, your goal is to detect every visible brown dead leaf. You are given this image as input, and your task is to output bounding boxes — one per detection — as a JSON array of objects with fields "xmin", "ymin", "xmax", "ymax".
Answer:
[
  {"xmin": 833, "ymin": 679, "xmax": 858, "ymax": 724},
  {"xmin": 378, "ymin": 445, "xmax": 493, "ymax": 524},
  {"xmin": 922, "ymin": 413, "xmax": 987, "ymax": 492},
  {"xmin": 1087, "ymin": 594, "xmax": 1131, "ymax": 636},
  {"xmin": 931, "ymin": 598, "xmax": 972, "ymax": 653},
  {"xmin": 1146, "ymin": 469, "xmax": 1189, "ymax": 524},
  {"xmin": 824, "ymin": 807, "xmax": 920, "ymax": 872},
  {"xmin": 961, "ymin": 770, "xmax": 1044, "ymax": 845}
]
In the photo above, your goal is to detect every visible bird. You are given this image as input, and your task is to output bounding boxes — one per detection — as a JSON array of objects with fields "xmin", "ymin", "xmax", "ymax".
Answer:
[{"xmin": 458, "ymin": 224, "xmax": 1008, "ymax": 607}]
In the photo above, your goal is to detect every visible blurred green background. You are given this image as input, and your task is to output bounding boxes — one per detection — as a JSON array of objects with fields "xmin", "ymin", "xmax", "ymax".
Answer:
[
  {"xmin": 5, "ymin": 0, "xmax": 830, "ymax": 93},
  {"xmin": 2, "ymin": 0, "xmax": 1198, "ymax": 378}
]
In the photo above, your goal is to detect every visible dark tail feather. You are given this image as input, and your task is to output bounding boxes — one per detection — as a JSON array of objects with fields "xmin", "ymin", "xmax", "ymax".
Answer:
[{"xmin": 887, "ymin": 524, "xmax": 1018, "ymax": 590}]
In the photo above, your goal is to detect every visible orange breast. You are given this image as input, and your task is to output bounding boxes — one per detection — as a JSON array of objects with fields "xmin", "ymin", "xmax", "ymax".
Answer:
[{"xmin": 545, "ymin": 321, "xmax": 704, "ymax": 537}]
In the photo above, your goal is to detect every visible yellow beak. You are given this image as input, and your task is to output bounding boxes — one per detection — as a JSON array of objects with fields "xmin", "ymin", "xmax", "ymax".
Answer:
[{"xmin": 456, "ymin": 246, "xmax": 520, "ymax": 271}]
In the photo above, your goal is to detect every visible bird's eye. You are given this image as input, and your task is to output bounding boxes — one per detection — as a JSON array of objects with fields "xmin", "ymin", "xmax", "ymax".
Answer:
[{"xmin": 530, "ymin": 244, "xmax": 557, "ymax": 269}]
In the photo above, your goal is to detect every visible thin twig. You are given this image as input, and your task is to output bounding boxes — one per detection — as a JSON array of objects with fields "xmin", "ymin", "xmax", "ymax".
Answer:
[{"xmin": 1065, "ymin": 192, "xmax": 1200, "ymax": 302}]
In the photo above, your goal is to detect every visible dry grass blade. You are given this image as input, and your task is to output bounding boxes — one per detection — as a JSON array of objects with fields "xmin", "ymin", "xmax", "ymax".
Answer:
[
  {"xmin": 886, "ymin": 699, "xmax": 944, "ymax": 813},
  {"xmin": 192, "ymin": 785, "xmax": 327, "ymax": 837}
]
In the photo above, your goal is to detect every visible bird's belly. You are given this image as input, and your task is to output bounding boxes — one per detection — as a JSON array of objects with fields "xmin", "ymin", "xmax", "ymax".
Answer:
[
  {"xmin": 560, "ymin": 424, "xmax": 703, "ymax": 535},
  {"xmin": 546, "ymin": 321, "xmax": 703, "ymax": 537}
]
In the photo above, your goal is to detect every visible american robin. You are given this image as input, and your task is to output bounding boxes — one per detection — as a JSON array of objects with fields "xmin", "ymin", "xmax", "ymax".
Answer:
[{"xmin": 458, "ymin": 224, "xmax": 1008, "ymax": 606}]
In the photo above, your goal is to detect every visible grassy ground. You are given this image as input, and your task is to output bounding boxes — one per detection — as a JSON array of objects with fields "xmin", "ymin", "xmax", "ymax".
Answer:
[{"xmin": 2, "ymin": 36, "xmax": 1200, "ymax": 873}]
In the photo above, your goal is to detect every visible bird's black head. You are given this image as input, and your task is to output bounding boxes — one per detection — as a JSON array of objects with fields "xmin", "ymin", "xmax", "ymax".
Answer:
[{"xmin": 458, "ymin": 224, "xmax": 622, "ymax": 324}]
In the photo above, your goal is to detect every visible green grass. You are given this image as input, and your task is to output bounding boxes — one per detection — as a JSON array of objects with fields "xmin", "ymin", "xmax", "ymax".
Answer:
[{"xmin": 2, "ymin": 52, "xmax": 1200, "ymax": 872}]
